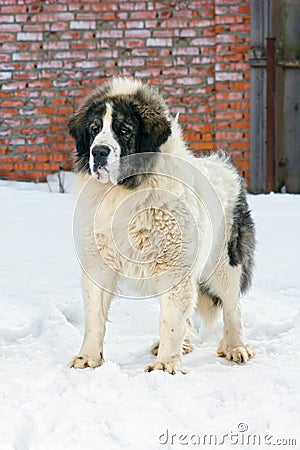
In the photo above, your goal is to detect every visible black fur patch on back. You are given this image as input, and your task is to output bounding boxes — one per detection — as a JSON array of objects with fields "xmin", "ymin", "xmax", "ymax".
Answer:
[{"xmin": 228, "ymin": 185, "xmax": 256, "ymax": 293}]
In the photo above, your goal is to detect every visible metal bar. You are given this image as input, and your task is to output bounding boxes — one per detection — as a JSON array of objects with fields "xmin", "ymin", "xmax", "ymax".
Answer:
[{"xmin": 266, "ymin": 37, "xmax": 276, "ymax": 192}]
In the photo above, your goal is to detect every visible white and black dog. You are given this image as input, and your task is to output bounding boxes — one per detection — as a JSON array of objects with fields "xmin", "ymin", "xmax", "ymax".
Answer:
[{"xmin": 68, "ymin": 77, "xmax": 255, "ymax": 374}]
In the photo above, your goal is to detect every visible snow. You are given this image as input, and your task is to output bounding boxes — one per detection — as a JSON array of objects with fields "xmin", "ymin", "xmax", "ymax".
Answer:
[{"xmin": 0, "ymin": 180, "xmax": 299, "ymax": 450}]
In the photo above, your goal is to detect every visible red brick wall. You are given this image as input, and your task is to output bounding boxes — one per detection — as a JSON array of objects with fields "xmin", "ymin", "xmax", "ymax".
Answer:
[{"xmin": 0, "ymin": 0, "xmax": 250, "ymax": 182}]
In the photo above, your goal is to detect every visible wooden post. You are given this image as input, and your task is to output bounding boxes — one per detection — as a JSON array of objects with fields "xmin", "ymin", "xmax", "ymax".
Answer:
[{"xmin": 266, "ymin": 37, "xmax": 276, "ymax": 193}]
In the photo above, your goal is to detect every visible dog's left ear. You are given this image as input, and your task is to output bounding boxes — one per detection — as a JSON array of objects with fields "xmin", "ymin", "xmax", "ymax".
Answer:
[{"xmin": 133, "ymin": 99, "xmax": 172, "ymax": 152}]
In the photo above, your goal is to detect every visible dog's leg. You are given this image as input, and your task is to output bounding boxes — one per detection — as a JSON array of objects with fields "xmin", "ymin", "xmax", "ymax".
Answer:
[
  {"xmin": 216, "ymin": 265, "xmax": 254, "ymax": 363},
  {"xmin": 145, "ymin": 276, "xmax": 196, "ymax": 374},
  {"xmin": 70, "ymin": 271, "xmax": 114, "ymax": 369},
  {"xmin": 150, "ymin": 317, "xmax": 194, "ymax": 356}
]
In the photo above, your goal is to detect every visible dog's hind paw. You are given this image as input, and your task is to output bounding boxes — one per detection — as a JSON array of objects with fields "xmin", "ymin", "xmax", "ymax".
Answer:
[
  {"xmin": 70, "ymin": 353, "xmax": 104, "ymax": 369},
  {"xmin": 217, "ymin": 342, "xmax": 254, "ymax": 364}
]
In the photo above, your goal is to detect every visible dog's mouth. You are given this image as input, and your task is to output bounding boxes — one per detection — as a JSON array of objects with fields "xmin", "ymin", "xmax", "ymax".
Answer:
[
  {"xmin": 94, "ymin": 165, "xmax": 110, "ymax": 183},
  {"xmin": 93, "ymin": 164, "xmax": 118, "ymax": 185}
]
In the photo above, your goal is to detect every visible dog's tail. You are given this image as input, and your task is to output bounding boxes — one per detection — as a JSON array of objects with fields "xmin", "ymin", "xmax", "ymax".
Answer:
[{"xmin": 196, "ymin": 286, "xmax": 222, "ymax": 329}]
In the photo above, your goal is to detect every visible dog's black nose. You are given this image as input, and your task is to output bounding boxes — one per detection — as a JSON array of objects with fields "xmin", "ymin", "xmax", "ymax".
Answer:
[{"xmin": 92, "ymin": 145, "xmax": 111, "ymax": 158}]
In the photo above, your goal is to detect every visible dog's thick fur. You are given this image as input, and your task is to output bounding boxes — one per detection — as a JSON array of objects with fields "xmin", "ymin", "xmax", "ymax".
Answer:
[{"xmin": 68, "ymin": 78, "xmax": 255, "ymax": 374}]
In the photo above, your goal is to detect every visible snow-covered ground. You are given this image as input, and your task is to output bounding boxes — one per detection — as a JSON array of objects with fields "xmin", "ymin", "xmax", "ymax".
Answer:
[{"xmin": 0, "ymin": 179, "xmax": 299, "ymax": 450}]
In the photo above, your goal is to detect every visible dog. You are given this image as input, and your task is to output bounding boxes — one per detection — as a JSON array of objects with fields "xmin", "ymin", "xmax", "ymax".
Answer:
[{"xmin": 68, "ymin": 77, "xmax": 255, "ymax": 374}]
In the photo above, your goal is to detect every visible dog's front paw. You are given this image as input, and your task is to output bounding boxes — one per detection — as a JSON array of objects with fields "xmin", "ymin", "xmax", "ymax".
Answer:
[
  {"xmin": 70, "ymin": 353, "xmax": 104, "ymax": 369},
  {"xmin": 217, "ymin": 340, "xmax": 254, "ymax": 364},
  {"xmin": 145, "ymin": 356, "xmax": 187, "ymax": 375}
]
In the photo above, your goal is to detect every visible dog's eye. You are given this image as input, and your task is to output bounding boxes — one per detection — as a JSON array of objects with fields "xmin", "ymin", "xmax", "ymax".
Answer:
[
  {"xmin": 120, "ymin": 127, "xmax": 131, "ymax": 137},
  {"xmin": 90, "ymin": 123, "xmax": 101, "ymax": 137}
]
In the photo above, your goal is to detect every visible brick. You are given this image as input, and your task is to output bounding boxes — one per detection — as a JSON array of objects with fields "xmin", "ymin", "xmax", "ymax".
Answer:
[
  {"xmin": 32, "ymin": 13, "xmax": 74, "ymax": 22},
  {"xmin": 27, "ymin": 80, "xmax": 52, "ymax": 89},
  {"xmin": 189, "ymin": 19, "xmax": 214, "ymax": 27},
  {"xmin": 191, "ymin": 142, "xmax": 215, "ymax": 151},
  {"xmin": 12, "ymin": 53, "xmax": 41, "ymax": 61},
  {"xmin": 0, "ymin": 54, "xmax": 10, "ymax": 63},
  {"xmin": 17, "ymin": 32, "xmax": 43, "ymax": 41},
  {"xmin": 234, "ymin": 160, "xmax": 250, "ymax": 170},
  {"xmin": 50, "ymin": 22, "xmax": 69, "ymax": 31},
  {"xmin": 216, "ymin": 112, "xmax": 243, "ymax": 121},
  {"xmin": 60, "ymin": 31, "xmax": 81, "ymax": 40},
  {"xmin": 216, "ymin": 72, "xmax": 243, "ymax": 81},
  {"xmin": 43, "ymin": 42, "xmax": 70, "ymax": 51},
  {"xmin": 180, "ymin": 29, "xmax": 197, "ymax": 37},
  {"xmin": 202, "ymin": 133, "xmax": 213, "ymax": 141},
  {"xmin": 76, "ymin": 13, "xmax": 101, "ymax": 21},
  {"xmin": 2, "ymin": 81, "xmax": 27, "ymax": 91},
  {"xmin": 162, "ymin": 67, "xmax": 188, "ymax": 76},
  {"xmin": 216, "ymin": 92, "xmax": 243, "ymax": 101},
  {"xmin": 230, "ymin": 102, "xmax": 250, "ymax": 110},
  {"xmin": 1, "ymin": 5, "xmax": 27, "ymax": 13},
  {"xmin": 161, "ymin": 19, "xmax": 188, "ymax": 28},
  {"xmin": 152, "ymin": 29, "xmax": 179, "ymax": 38},
  {"xmin": 54, "ymin": 51, "xmax": 86, "ymax": 60},
  {"xmin": 125, "ymin": 29, "xmax": 151, "ymax": 38},
  {"xmin": 230, "ymin": 5, "xmax": 250, "ymax": 14},
  {"xmin": 172, "ymin": 47, "xmax": 199, "ymax": 56},
  {"xmin": 146, "ymin": 38, "xmax": 173, "ymax": 47},
  {"xmin": 131, "ymin": 48, "xmax": 157, "ymax": 57},
  {"xmin": 70, "ymin": 21, "xmax": 96, "ymax": 30},
  {"xmin": 216, "ymin": 102, "xmax": 229, "ymax": 110},
  {"xmin": 0, "ymin": 15, "xmax": 14, "ymax": 23},
  {"xmin": 231, "ymin": 121, "xmax": 250, "ymax": 129},
  {"xmin": 116, "ymin": 39, "xmax": 145, "ymax": 48},
  {"xmin": 1, "ymin": 100, "xmax": 23, "ymax": 109},
  {"xmin": 0, "ymin": 24, "xmax": 21, "ymax": 32},
  {"xmin": 230, "ymin": 24, "xmax": 250, "ymax": 33},
  {"xmin": 190, "ymin": 38, "xmax": 215, "ymax": 46},
  {"xmin": 0, "ymin": 33, "xmax": 15, "ymax": 42},
  {"xmin": 230, "ymin": 45, "xmax": 250, "ymax": 54},
  {"xmin": 90, "ymin": 4, "xmax": 118, "ymax": 11},
  {"xmin": 216, "ymin": 131, "xmax": 243, "ymax": 140},
  {"xmin": 176, "ymin": 77, "xmax": 203, "ymax": 85},
  {"xmin": 118, "ymin": 58, "xmax": 145, "ymax": 67},
  {"xmin": 119, "ymin": 2, "xmax": 146, "ymax": 11},
  {"xmin": 130, "ymin": 11, "xmax": 156, "ymax": 19},
  {"xmin": 134, "ymin": 68, "xmax": 161, "ymax": 78},
  {"xmin": 215, "ymin": 15, "xmax": 243, "ymax": 25},
  {"xmin": 230, "ymin": 82, "xmax": 250, "ymax": 91},
  {"xmin": 36, "ymin": 61, "xmax": 63, "ymax": 70},
  {"xmin": 215, "ymin": 6, "xmax": 228, "ymax": 14},
  {"xmin": 0, "ymin": 71, "xmax": 12, "ymax": 80}
]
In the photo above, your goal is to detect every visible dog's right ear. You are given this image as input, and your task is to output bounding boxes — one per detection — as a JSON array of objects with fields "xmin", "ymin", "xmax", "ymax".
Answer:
[
  {"xmin": 68, "ymin": 104, "xmax": 89, "ymax": 149},
  {"xmin": 68, "ymin": 104, "xmax": 90, "ymax": 173}
]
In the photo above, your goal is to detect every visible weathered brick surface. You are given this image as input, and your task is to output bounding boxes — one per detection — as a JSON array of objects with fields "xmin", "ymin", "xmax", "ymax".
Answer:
[{"xmin": 0, "ymin": 0, "xmax": 250, "ymax": 182}]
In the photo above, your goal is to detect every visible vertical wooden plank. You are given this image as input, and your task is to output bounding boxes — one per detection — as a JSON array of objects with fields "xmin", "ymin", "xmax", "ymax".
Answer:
[
  {"xmin": 266, "ymin": 37, "xmax": 276, "ymax": 193},
  {"xmin": 282, "ymin": 0, "xmax": 300, "ymax": 193},
  {"xmin": 249, "ymin": 0, "xmax": 271, "ymax": 193}
]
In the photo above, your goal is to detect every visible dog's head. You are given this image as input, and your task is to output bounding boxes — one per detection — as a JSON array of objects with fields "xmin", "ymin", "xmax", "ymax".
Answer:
[{"xmin": 68, "ymin": 78, "xmax": 171, "ymax": 188}]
